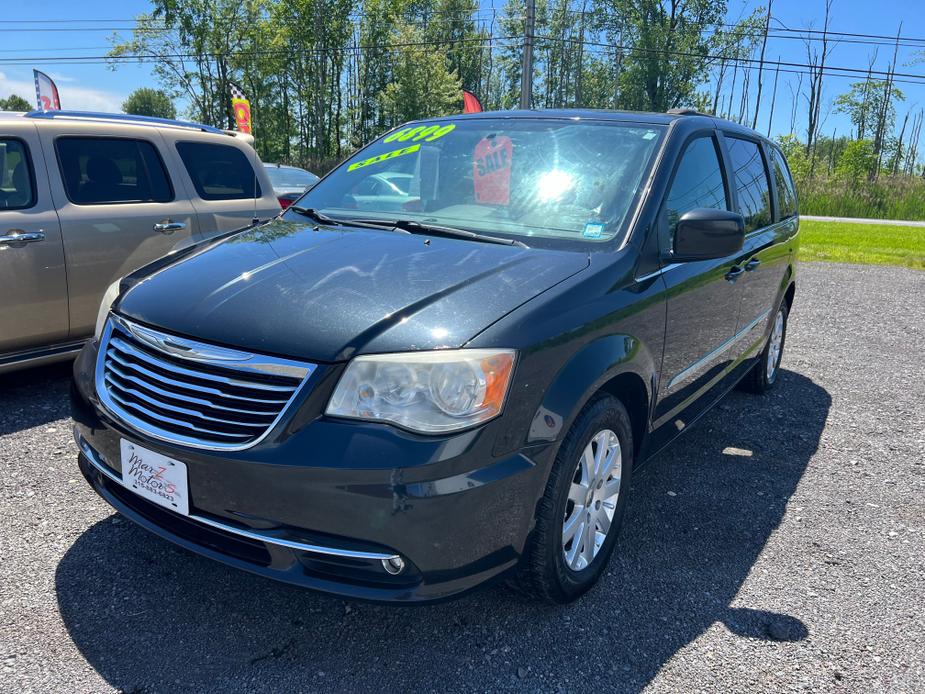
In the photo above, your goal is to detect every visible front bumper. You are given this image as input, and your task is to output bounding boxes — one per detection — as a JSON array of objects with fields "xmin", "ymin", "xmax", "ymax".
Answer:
[{"xmin": 72, "ymin": 342, "xmax": 551, "ymax": 603}]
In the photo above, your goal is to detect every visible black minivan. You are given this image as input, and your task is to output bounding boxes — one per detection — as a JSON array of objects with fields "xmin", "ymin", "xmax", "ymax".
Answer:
[{"xmin": 72, "ymin": 109, "xmax": 799, "ymax": 603}]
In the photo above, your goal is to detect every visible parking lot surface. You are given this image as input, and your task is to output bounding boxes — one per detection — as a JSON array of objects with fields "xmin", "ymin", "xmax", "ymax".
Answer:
[{"xmin": 1, "ymin": 262, "xmax": 923, "ymax": 693}]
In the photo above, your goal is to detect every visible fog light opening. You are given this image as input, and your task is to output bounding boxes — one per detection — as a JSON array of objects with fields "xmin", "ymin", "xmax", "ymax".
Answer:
[{"xmin": 382, "ymin": 556, "xmax": 405, "ymax": 575}]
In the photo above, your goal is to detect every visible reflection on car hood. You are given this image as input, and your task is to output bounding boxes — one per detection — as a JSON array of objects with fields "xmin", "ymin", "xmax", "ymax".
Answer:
[{"xmin": 116, "ymin": 219, "xmax": 590, "ymax": 362}]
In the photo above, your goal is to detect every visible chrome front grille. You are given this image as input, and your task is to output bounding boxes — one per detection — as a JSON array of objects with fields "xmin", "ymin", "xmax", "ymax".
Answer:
[{"xmin": 96, "ymin": 315, "xmax": 316, "ymax": 450}]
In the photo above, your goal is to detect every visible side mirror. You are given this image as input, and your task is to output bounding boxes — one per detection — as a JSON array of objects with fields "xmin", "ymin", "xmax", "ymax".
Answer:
[{"xmin": 672, "ymin": 208, "xmax": 745, "ymax": 261}]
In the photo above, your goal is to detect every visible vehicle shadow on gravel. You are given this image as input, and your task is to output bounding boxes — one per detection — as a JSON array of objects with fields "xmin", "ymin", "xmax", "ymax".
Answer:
[
  {"xmin": 0, "ymin": 362, "xmax": 73, "ymax": 435},
  {"xmin": 55, "ymin": 369, "xmax": 829, "ymax": 693}
]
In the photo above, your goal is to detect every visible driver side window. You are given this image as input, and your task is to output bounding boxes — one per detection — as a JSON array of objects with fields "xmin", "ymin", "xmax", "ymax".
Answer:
[{"xmin": 662, "ymin": 136, "xmax": 729, "ymax": 251}]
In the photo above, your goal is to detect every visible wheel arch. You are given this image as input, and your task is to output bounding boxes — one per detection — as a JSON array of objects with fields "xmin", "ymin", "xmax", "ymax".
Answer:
[{"xmin": 527, "ymin": 334, "xmax": 654, "ymax": 464}]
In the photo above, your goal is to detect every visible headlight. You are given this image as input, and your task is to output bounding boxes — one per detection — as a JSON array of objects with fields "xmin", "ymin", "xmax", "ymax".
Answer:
[
  {"xmin": 326, "ymin": 349, "xmax": 516, "ymax": 434},
  {"xmin": 94, "ymin": 279, "xmax": 122, "ymax": 340}
]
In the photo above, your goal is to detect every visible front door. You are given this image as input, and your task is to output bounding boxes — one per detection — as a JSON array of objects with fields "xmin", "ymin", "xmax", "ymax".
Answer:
[
  {"xmin": 0, "ymin": 125, "xmax": 68, "ymax": 355},
  {"xmin": 653, "ymin": 133, "xmax": 744, "ymax": 427},
  {"xmin": 40, "ymin": 131, "xmax": 200, "ymax": 338}
]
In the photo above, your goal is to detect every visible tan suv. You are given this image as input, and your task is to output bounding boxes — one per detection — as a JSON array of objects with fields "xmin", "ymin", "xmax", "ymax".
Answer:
[{"xmin": 0, "ymin": 110, "xmax": 280, "ymax": 373}]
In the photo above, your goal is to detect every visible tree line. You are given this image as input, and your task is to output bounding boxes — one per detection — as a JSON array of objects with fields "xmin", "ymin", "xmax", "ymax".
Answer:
[{"xmin": 4, "ymin": 0, "xmax": 923, "ymax": 217}]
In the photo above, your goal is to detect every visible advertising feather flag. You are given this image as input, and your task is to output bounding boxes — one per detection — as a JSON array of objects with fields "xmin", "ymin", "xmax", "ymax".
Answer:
[
  {"xmin": 229, "ymin": 82, "xmax": 252, "ymax": 134},
  {"xmin": 463, "ymin": 90, "xmax": 483, "ymax": 114},
  {"xmin": 33, "ymin": 70, "xmax": 61, "ymax": 111}
]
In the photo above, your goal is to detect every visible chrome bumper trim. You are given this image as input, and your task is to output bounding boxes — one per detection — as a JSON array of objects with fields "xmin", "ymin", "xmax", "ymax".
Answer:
[{"xmin": 74, "ymin": 429, "xmax": 400, "ymax": 563}]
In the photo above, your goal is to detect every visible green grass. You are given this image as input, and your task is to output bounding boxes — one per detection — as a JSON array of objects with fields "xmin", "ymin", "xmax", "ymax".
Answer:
[
  {"xmin": 797, "ymin": 176, "xmax": 925, "ymax": 220},
  {"xmin": 799, "ymin": 220, "xmax": 925, "ymax": 270}
]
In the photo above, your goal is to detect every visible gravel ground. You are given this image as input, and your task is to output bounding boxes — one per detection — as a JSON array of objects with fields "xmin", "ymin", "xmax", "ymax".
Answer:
[{"xmin": 1, "ymin": 261, "xmax": 923, "ymax": 693}]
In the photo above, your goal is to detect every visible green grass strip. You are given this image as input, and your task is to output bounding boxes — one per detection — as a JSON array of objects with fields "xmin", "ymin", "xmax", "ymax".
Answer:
[{"xmin": 798, "ymin": 220, "xmax": 925, "ymax": 270}]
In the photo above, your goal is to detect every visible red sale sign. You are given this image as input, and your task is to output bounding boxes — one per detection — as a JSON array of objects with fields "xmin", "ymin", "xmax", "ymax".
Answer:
[{"xmin": 473, "ymin": 136, "xmax": 513, "ymax": 205}]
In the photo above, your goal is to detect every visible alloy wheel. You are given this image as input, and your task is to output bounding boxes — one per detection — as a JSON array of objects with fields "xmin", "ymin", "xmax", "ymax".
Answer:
[
  {"xmin": 561, "ymin": 429, "xmax": 622, "ymax": 571},
  {"xmin": 766, "ymin": 309, "xmax": 785, "ymax": 381}
]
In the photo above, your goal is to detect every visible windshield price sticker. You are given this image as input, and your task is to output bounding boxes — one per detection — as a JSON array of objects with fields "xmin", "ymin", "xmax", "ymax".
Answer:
[
  {"xmin": 383, "ymin": 123, "xmax": 456, "ymax": 143},
  {"xmin": 348, "ymin": 143, "xmax": 421, "ymax": 172},
  {"xmin": 473, "ymin": 135, "xmax": 513, "ymax": 205}
]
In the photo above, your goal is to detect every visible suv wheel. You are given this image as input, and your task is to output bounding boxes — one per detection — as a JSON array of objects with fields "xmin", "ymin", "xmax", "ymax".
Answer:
[
  {"xmin": 741, "ymin": 301, "xmax": 789, "ymax": 393},
  {"xmin": 517, "ymin": 395, "xmax": 633, "ymax": 603}
]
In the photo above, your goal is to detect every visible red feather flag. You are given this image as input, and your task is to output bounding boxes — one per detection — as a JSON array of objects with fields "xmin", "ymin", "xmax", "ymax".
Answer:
[{"xmin": 463, "ymin": 90, "xmax": 483, "ymax": 114}]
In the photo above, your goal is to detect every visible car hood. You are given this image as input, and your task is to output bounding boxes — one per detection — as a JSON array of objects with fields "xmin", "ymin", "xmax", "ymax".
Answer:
[{"xmin": 116, "ymin": 219, "xmax": 590, "ymax": 362}]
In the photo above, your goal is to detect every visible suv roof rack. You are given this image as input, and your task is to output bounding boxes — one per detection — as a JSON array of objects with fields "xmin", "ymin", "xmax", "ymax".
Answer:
[
  {"xmin": 24, "ymin": 110, "xmax": 226, "ymax": 135},
  {"xmin": 666, "ymin": 107, "xmax": 707, "ymax": 116}
]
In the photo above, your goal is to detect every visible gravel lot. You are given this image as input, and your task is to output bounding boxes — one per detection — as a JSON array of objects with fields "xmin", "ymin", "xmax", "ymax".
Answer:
[{"xmin": 1, "ymin": 261, "xmax": 923, "ymax": 693}]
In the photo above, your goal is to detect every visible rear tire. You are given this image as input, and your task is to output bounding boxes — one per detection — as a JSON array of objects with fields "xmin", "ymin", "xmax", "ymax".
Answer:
[
  {"xmin": 516, "ymin": 394, "xmax": 633, "ymax": 603},
  {"xmin": 741, "ymin": 301, "xmax": 788, "ymax": 394}
]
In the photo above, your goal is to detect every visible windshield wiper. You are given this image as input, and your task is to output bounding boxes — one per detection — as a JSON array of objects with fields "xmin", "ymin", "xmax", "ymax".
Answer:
[
  {"xmin": 288, "ymin": 207, "xmax": 413, "ymax": 233},
  {"xmin": 288, "ymin": 209, "xmax": 527, "ymax": 247},
  {"xmin": 287, "ymin": 206, "xmax": 338, "ymax": 225},
  {"xmin": 347, "ymin": 218, "xmax": 528, "ymax": 248}
]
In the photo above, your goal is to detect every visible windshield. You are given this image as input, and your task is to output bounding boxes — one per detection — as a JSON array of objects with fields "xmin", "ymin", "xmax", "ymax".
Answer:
[
  {"xmin": 293, "ymin": 118, "xmax": 664, "ymax": 245},
  {"xmin": 265, "ymin": 166, "xmax": 319, "ymax": 188}
]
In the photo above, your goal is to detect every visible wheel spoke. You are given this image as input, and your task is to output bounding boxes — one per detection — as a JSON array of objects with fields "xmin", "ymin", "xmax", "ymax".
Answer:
[
  {"xmin": 596, "ymin": 507, "xmax": 612, "ymax": 536},
  {"xmin": 581, "ymin": 517, "xmax": 596, "ymax": 565},
  {"xmin": 580, "ymin": 445, "xmax": 595, "ymax": 485},
  {"xmin": 592, "ymin": 433, "xmax": 607, "ymax": 477},
  {"xmin": 602, "ymin": 476, "xmax": 621, "ymax": 500},
  {"xmin": 568, "ymin": 481, "xmax": 588, "ymax": 505},
  {"xmin": 562, "ymin": 508, "xmax": 583, "ymax": 544},
  {"xmin": 564, "ymin": 519, "xmax": 585, "ymax": 568}
]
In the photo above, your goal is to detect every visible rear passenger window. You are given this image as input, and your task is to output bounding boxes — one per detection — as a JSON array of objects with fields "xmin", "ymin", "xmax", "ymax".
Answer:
[
  {"xmin": 725, "ymin": 137, "xmax": 773, "ymax": 232},
  {"xmin": 176, "ymin": 142, "xmax": 261, "ymax": 200},
  {"xmin": 771, "ymin": 147, "xmax": 798, "ymax": 219},
  {"xmin": 56, "ymin": 137, "xmax": 173, "ymax": 205},
  {"xmin": 664, "ymin": 136, "xmax": 729, "ymax": 243},
  {"xmin": 0, "ymin": 138, "xmax": 35, "ymax": 210}
]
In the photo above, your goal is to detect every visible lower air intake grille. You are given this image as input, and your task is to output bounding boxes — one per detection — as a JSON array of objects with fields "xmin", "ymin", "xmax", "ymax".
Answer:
[{"xmin": 96, "ymin": 315, "xmax": 315, "ymax": 450}]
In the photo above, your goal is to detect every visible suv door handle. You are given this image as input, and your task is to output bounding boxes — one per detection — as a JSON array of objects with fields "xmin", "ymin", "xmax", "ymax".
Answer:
[
  {"xmin": 0, "ymin": 230, "xmax": 45, "ymax": 248},
  {"xmin": 153, "ymin": 220, "xmax": 186, "ymax": 234},
  {"xmin": 725, "ymin": 265, "xmax": 745, "ymax": 282},
  {"xmin": 745, "ymin": 258, "xmax": 761, "ymax": 271}
]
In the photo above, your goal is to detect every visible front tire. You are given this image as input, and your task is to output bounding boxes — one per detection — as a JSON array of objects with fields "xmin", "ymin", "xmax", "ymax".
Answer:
[
  {"xmin": 741, "ymin": 301, "xmax": 789, "ymax": 393},
  {"xmin": 517, "ymin": 394, "xmax": 634, "ymax": 603}
]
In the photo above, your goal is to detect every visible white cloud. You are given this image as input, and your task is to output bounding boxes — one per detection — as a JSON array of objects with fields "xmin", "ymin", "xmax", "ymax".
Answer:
[{"xmin": 0, "ymin": 70, "xmax": 126, "ymax": 113}]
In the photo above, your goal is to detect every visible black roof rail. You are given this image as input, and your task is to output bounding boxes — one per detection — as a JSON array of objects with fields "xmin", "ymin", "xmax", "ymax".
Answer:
[
  {"xmin": 666, "ymin": 108, "xmax": 709, "ymax": 116},
  {"xmin": 24, "ymin": 110, "xmax": 226, "ymax": 135}
]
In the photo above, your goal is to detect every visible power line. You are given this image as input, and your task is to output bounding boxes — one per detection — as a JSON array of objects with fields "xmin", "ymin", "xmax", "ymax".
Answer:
[{"xmin": 537, "ymin": 34, "xmax": 925, "ymax": 83}]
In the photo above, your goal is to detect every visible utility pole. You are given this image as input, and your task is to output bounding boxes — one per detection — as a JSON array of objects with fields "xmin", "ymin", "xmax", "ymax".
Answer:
[{"xmin": 520, "ymin": 0, "xmax": 535, "ymax": 110}]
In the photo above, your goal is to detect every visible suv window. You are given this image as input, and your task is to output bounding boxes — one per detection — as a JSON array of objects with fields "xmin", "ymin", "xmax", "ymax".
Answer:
[
  {"xmin": 176, "ymin": 142, "xmax": 261, "ymax": 200},
  {"xmin": 770, "ymin": 147, "xmax": 798, "ymax": 219},
  {"xmin": 56, "ymin": 137, "xmax": 173, "ymax": 205},
  {"xmin": 664, "ymin": 135, "xmax": 729, "ymax": 245},
  {"xmin": 725, "ymin": 137, "xmax": 772, "ymax": 232},
  {"xmin": 0, "ymin": 138, "xmax": 35, "ymax": 210}
]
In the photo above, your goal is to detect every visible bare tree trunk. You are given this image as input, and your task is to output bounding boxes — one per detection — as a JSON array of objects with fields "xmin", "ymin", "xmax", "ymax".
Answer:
[
  {"xmin": 751, "ymin": 0, "xmax": 773, "ymax": 130},
  {"xmin": 873, "ymin": 24, "xmax": 902, "ymax": 179},
  {"xmin": 789, "ymin": 73, "xmax": 803, "ymax": 135},
  {"xmin": 805, "ymin": 0, "xmax": 834, "ymax": 165},
  {"xmin": 892, "ymin": 109, "xmax": 909, "ymax": 176},
  {"xmin": 767, "ymin": 57, "xmax": 781, "ymax": 137}
]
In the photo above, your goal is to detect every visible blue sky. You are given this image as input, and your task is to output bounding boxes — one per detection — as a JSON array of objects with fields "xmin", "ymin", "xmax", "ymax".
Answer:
[{"xmin": 1, "ymin": 0, "xmax": 922, "ymax": 142}]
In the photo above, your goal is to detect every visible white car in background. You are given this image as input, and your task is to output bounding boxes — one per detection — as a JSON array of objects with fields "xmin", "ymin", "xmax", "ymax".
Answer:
[{"xmin": 263, "ymin": 163, "xmax": 320, "ymax": 209}]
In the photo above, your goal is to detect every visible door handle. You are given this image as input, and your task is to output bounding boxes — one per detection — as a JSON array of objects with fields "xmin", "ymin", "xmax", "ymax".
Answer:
[
  {"xmin": 745, "ymin": 258, "xmax": 761, "ymax": 271},
  {"xmin": 0, "ymin": 230, "xmax": 45, "ymax": 248},
  {"xmin": 153, "ymin": 220, "xmax": 186, "ymax": 234},
  {"xmin": 725, "ymin": 265, "xmax": 745, "ymax": 282}
]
